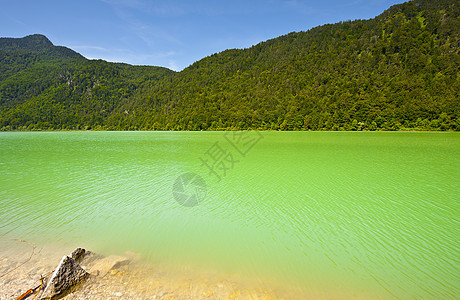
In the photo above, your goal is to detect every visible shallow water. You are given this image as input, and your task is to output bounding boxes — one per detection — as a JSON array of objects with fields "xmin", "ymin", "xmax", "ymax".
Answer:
[{"xmin": 1, "ymin": 131, "xmax": 459, "ymax": 298}]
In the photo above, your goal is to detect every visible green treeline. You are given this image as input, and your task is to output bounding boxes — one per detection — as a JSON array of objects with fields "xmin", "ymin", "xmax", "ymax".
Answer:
[{"xmin": 0, "ymin": 0, "xmax": 459, "ymax": 131}]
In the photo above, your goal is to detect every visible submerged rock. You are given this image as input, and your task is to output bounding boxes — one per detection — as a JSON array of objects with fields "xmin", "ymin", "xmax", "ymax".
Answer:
[
  {"xmin": 40, "ymin": 255, "xmax": 88, "ymax": 299},
  {"xmin": 88, "ymin": 255, "xmax": 130, "ymax": 277}
]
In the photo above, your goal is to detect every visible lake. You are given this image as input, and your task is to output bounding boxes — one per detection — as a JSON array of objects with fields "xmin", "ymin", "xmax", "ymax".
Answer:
[{"xmin": 0, "ymin": 131, "xmax": 458, "ymax": 298}]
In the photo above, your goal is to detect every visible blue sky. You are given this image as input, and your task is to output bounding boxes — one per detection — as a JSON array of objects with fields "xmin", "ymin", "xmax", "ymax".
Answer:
[{"xmin": 1, "ymin": 0, "xmax": 405, "ymax": 71}]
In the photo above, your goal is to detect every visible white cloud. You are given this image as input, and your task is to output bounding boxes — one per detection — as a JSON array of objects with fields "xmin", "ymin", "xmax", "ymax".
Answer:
[
  {"xmin": 168, "ymin": 59, "xmax": 180, "ymax": 72},
  {"xmin": 71, "ymin": 45, "xmax": 108, "ymax": 52},
  {"xmin": 68, "ymin": 43, "xmax": 179, "ymax": 67},
  {"xmin": 104, "ymin": 3, "xmax": 182, "ymax": 48}
]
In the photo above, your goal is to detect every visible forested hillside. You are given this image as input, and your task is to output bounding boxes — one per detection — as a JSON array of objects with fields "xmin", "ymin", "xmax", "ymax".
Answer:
[{"xmin": 1, "ymin": 0, "xmax": 458, "ymax": 131}]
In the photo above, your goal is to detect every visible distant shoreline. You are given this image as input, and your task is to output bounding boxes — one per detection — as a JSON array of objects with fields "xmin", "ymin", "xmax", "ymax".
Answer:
[{"xmin": 1, "ymin": 129, "xmax": 457, "ymax": 132}]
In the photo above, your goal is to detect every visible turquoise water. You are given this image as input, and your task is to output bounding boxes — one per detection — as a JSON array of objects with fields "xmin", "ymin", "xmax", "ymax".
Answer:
[{"xmin": 1, "ymin": 131, "xmax": 459, "ymax": 298}]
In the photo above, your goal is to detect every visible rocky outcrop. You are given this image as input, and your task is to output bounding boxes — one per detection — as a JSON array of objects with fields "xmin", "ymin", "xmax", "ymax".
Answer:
[{"xmin": 40, "ymin": 255, "xmax": 88, "ymax": 299}]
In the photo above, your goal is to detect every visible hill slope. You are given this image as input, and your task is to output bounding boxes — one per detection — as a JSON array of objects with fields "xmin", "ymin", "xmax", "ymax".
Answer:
[
  {"xmin": 0, "ymin": 35, "xmax": 174, "ymax": 130},
  {"xmin": 0, "ymin": 0, "xmax": 459, "ymax": 131}
]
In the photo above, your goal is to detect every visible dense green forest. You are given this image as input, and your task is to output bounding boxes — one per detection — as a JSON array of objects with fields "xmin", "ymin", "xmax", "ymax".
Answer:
[{"xmin": 0, "ymin": 0, "xmax": 459, "ymax": 131}]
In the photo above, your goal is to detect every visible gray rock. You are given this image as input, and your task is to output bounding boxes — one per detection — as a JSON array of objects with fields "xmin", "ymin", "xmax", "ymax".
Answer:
[
  {"xmin": 70, "ymin": 248, "xmax": 86, "ymax": 263},
  {"xmin": 87, "ymin": 255, "xmax": 130, "ymax": 277},
  {"xmin": 79, "ymin": 250, "xmax": 99, "ymax": 266},
  {"xmin": 40, "ymin": 255, "xmax": 88, "ymax": 299}
]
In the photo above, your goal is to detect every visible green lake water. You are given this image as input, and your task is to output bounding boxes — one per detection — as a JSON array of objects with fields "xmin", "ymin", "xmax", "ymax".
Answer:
[{"xmin": 0, "ymin": 131, "xmax": 459, "ymax": 298}]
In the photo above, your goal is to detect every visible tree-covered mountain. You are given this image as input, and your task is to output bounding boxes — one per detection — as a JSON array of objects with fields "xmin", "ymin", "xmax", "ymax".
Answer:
[
  {"xmin": 1, "ymin": 0, "xmax": 459, "ymax": 131},
  {"xmin": 0, "ymin": 35, "xmax": 174, "ymax": 130}
]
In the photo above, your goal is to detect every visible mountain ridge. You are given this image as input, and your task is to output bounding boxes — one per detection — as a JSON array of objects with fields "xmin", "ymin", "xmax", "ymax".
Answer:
[
  {"xmin": 0, "ymin": 0, "xmax": 458, "ymax": 131},
  {"xmin": 0, "ymin": 34, "xmax": 53, "ymax": 50},
  {"xmin": 0, "ymin": 34, "xmax": 85, "ymax": 61}
]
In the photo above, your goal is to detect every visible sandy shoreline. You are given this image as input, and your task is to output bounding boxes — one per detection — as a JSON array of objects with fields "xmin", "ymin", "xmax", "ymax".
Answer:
[{"xmin": 0, "ymin": 240, "xmax": 299, "ymax": 300}]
